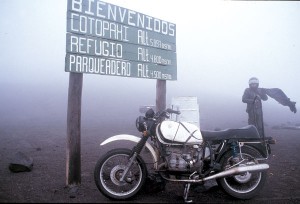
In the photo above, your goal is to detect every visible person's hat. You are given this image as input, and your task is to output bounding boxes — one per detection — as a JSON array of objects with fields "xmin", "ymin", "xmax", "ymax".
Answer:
[{"xmin": 249, "ymin": 77, "xmax": 259, "ymax": 84}]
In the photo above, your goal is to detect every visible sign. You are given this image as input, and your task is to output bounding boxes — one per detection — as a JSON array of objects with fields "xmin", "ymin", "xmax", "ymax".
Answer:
[
  {"xmin": 171, "ymin": 96, "xmax": 200, "ymax": 128},
  {"xmin": 65, "ymin": 0, "xmax": 177, "ymax": 80}
]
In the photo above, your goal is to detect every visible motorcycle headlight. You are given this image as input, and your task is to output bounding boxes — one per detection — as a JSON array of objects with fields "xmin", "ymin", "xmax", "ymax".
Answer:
[{"xmin": 136, "ymin": 116, "xmax": 146, "ymax": 132}]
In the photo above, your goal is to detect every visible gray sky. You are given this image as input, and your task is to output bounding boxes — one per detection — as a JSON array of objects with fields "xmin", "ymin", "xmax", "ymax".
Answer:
[{"xmin": 0, "ymin": 0, "xmax": 299, "ymax": 129}]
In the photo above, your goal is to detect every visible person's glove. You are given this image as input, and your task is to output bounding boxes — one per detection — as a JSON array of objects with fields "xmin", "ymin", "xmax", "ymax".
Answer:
[
  {"xmin": 289, "ymin": 101, "xmax": 297, "ymax": 113},
  {"xmin": 253, "ymin": 95, "xmax": 261, "ymax": 104}
]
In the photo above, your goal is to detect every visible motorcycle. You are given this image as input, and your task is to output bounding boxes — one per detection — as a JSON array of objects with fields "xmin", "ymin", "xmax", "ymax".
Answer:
[{"xmin": 94, "ymin": 108, "xmax": 275, "ymax": 202}]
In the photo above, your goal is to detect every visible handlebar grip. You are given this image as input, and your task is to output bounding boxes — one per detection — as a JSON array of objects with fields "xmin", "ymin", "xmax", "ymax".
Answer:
[{"xmin": 166, "ymin": 108, "xmax": 181, "ymax": 115}]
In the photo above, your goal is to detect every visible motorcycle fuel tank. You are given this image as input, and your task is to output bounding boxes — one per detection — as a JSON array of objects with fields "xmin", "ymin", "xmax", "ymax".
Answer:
[{"xmin": 156, "ymin": 121, "xmax": 203, "ymax": 145}]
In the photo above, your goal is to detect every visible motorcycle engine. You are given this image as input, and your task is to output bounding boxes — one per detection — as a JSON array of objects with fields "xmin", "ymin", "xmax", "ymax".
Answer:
[{"xmin": 165, "ymin": 144, "xmax": 207, "ymax": 172}]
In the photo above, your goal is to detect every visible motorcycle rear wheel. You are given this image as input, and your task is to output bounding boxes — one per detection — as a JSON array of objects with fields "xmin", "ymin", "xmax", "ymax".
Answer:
[
  {"xmin": 217, "ymin": 146, "xmax": 267, "ymax": 199},
  {"xmin": 94, "ymin": 148, "xmax": 147, "ymax": 200}
]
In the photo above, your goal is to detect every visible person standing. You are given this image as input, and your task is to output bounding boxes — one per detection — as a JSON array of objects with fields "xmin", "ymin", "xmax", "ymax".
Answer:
[
  {"xmin": 242, "ymin": 77, "xmax": 268, "ymax": 137},
  {"xmin": 242, "ymin": 77, "xmax": 297, "ymax": 137}
]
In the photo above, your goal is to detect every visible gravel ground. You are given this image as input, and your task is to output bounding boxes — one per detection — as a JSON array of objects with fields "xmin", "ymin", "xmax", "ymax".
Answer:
[{"xmin": 0, "ymin": 121, "xmax": 299, "ymax": 203}]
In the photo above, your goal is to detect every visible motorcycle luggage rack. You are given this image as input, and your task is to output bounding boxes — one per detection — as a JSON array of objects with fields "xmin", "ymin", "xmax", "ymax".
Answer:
[{"xmin": 237, "ymin": 140, "xmax": 270, "ymax": 161}]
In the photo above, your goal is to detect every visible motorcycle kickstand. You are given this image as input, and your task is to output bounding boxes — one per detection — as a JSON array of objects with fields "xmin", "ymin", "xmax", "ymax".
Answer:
[
  {"xmin": 183, "ymin": 183, "xmax": 193, "ymax": 203},
  {"xmin": 183, "ymin": 172, "xmax": 198, "ymax": 203}
]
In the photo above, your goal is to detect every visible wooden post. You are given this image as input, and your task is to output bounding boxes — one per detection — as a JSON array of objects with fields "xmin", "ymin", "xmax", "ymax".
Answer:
[
  {"xmin": 66, "ymin": 72, "xmax": 83, "ymax": 186},
  {"xmin": 156, "ymin": 80, "xmax": 166, "ymax": 112}
]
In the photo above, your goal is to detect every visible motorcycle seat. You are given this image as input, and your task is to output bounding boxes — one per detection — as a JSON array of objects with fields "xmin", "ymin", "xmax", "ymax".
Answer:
[{"xmin": 200, "ymin": 125, "xmax": 261, "ymax": 141}]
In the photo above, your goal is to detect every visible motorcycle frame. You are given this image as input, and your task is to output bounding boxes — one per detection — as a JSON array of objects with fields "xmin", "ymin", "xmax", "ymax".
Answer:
[
  {"xmin": 100, "ymin": 134, "xmax": 270, "ymax": 173},
  {"xmin": 238, "ymin": 141, "xmax": 270, "ymax": 160},
  {"xmin": 214, "ymin": 138, "xmax": 270, "ymax": 164}
]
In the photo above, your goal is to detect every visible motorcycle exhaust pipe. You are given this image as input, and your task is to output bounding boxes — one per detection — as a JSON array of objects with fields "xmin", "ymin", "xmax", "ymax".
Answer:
[
  {"xmin": 161, "ymin": 163, "xmax": 269, "ymax": 183},
  {"xmin": 202, "ymin": 163, "xmax": 269, "ymax": 182}
]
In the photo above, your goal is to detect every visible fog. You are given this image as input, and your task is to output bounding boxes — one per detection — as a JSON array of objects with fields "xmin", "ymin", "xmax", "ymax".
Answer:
[{"xmin": 1, "ymin": 0, "xmax": 299, "ymax": 132}]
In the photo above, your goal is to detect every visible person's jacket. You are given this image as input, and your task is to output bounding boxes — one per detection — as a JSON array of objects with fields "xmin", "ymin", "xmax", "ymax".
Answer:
[
  {"xmin": 242, "ymin": 88, "xmax": 268, "ymax": 113},
  {"xmin": 242, "ymin": 88, "xmax": 297, "ymax": 113}
]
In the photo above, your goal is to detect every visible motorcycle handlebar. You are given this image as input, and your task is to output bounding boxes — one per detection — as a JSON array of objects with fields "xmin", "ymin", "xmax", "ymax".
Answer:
[{"xmin": 166, "ymin": 108, "xmax": 181, "ymax": 115}]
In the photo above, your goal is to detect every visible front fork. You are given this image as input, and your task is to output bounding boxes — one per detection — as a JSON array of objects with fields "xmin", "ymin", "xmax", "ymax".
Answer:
[{"xmin": 120, "ymin": 132, "xmax": 149, "ymax": 182}]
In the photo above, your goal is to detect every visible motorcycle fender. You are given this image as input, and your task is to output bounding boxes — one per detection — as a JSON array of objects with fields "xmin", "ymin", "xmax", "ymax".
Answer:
[{"xmin": 100, "ymin": 134, "xmax": 158, "ymax": 170}]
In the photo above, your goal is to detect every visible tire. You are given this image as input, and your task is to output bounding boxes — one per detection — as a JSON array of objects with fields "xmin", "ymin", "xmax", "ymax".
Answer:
[
  {"xmin": 94, "ymin": 148, "xmax": 147, "ymax": 200},
  {"xmin": 217, "ymin": 146, "xmax": 267, "ymax": 199}
]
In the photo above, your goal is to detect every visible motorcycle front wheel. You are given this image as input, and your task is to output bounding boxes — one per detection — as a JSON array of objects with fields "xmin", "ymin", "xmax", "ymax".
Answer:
[
  {"xmin": 217, "ymin": 146, "xmax": 267, "ymax": 199},
  {"xmin": 94, "ymin": 148, "xmax": 147, "ymax": 200}
]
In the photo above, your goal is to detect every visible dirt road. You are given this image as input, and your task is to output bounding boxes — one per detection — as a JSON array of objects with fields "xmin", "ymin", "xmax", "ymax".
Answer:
[{"xmin": 0, "ymin": 121, "xmax": 299, "ymax": 203}]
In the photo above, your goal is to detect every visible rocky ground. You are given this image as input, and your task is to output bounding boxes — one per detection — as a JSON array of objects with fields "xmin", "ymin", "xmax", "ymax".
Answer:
[{"xmin": 0, "ymin": 120, "xmax": 300, "ymax": 203}]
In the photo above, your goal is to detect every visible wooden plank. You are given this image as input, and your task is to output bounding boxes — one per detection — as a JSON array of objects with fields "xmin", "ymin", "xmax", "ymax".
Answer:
[
  {"xmin": 66, "ymin": 72, "xmax": 83, "ymax": 186},
  {"xmin": 66, "ymin": 0, "xmax": 176, "ymax": 39},
  {"xmin": 66, "ymin": 33, "xmax": 177, "ymax": 66},
  {"xmin": 65, "ymin": 53, "xmax": 177, "ymax": 80},
  {"xmin": 156, "ymin": 80, "xmax": 166, "ymax": 112},
  {"xmin": 65, "ymin": 0, "xmax": 177, "ymax": 80},
  {"xmin": 66, "ymin": 11, "xmax": 176, "ymax": 51}
]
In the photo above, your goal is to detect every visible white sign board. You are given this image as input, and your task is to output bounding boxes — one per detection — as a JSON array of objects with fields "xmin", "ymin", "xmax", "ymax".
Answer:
[{"xmin": 170, "ymin": 96, "xmax": 200, "ymax": 128}]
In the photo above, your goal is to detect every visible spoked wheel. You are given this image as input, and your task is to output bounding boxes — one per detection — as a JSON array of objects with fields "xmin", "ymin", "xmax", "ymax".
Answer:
[
  {"xmin": 217, "ymin": 146, "xmax": 267, "ymax": 199},
  {"xmin": 94, "ymin": 148, "xmax": 147, "ymax": 200}
]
